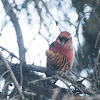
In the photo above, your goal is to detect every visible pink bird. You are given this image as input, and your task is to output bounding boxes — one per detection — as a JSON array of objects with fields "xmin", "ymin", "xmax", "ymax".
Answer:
[{"xmin": 46, "ymin": 31, "xmax": 73, "ymax": 71}]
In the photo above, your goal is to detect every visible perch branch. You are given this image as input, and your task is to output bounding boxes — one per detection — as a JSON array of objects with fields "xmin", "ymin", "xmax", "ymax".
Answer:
[{"xmin": 0, "ymin": 50, "xmax": 99, "ymax": 99}]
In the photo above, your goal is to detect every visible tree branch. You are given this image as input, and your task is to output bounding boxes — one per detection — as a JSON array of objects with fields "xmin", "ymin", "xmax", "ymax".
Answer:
[
  {"xmin": 0, "ymin": 51, "xmax": 25, "ymax": 99},
  {"xmin": 1, "ymin": 0, "xmax": 26, "ymax": 62},
  {"xmin": 0, "ymin": 51, "xmax": 99, "ymax": 99}
]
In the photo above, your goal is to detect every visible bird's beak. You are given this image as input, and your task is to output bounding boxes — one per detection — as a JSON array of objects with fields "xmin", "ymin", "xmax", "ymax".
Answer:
[
  {"xmin": 57, "ymin": 39, "xmax": 61, "ymax": 45},
  {"xmin": 57, "ymin": 39, "xmax": 66, "ymax": 45},
  {"xmin": 60, "ymin": 39, "xmax": 65, "ymax": 45},
  {"xmin": 57, "ymin": 38, "xmax": 71, "ymax": 45}
]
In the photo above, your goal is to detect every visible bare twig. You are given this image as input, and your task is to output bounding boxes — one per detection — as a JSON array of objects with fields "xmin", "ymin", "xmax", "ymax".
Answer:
[
  {"xmin": 51, "ymin": 88, "xmax": 60, "ymax": 100},
  {"xmin": 1, "ymin": 0, "xmax": 26, "ymax": 62},
  {"xmin": 0, "ymin": 70, "xmax": 10, "ymax": 81},
  {"xmin": 23, "ymin": 91, "xmax": 36, "ymax": 96},
  {"xmin": 0, "ymin": 51, "xmax": 25, "ymax": 99},
  {"xmin": 28, "ymin": 75, "xmax": 56, "ymax": 84},
  {"xmin": 0, "ymin": 57, "xmax": 98, "ymax": 98},
  {"xmin": 93, "ymin": 9, "xmax": 100, "ymax": 48},
  {"xmin": 76, "ymin": 12, "xmax": 92, "ymax": 58},
  {"xmin": 56, "ymin": 74, "xmax": 87, "ymax": 96},
  {"xmin": 95, "ymin": 49, "xmax": 100, "ymax": 66},
  {"xmin": 0, "ymin": 46, "xmax": 24, "ymax": 63},
  {"xmin": 19, "ymin": 63, "xmax": 23, "ymax": 88},
  {"xmin": 56, "ymin": 72, "xmax": 96, "ymax": 96},
  {"xmin": 70, "ymin": 69, "xmax": 93, "ymax": 81},
  {"xmin": 95, "ymin": 31, "xmax": 100, "ymax": 48},
  {"xmin": 93, "ymin": 5, "xmax": 100, "ymax": 48},
  {"xmin": 27, "ymin": 33, "xmax": 38, "ymax": 50}
]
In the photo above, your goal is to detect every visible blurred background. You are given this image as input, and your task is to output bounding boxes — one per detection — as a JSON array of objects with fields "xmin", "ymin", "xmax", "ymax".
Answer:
[{"xmin": 0, "ymin": 0, "xmax": 100, "ymax": 93}]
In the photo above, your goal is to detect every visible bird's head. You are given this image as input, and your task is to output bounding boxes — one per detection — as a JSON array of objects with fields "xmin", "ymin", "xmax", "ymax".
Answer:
[
  {"xmin": 48, "ymin": 31, "xmax": 74, "ymax": 69},
  {"xmin": 56, "ymin": 31, "xmax": 73, "ymax": 50}
]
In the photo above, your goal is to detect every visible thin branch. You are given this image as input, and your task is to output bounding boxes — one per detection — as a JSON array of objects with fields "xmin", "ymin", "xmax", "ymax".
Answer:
[
  {"xmin": 56, "ymin": 74, "xmax": 87, "ymax": 96},
  {"xmin": 58, "ymin": 73, "xmax": 96, "ymax": 96},
  {"xmin": 76, "ymin": 12, "xmax": 92, "ymax": 58},
  {"xmin": 95, "ymin": 31, "xmax": 100, "ymax": 48},
  {"xmin": 0, "ymin": 70, "xmax": 10, "ymax": 81},
  {"xmin": 0, "ymin": 46, "xmax": 24, "ymax": 63},
  {"xmin": 27, "ymin": 33, "xmax": 38, "ymax": 50},
  {"xmin": 0, "ymin": 51, "xmax": 25, "ymax": 99},
  {"xmin": 70, "ymin": 69, "xmax": 93, "ymax": 81},
  {"xmin": 23, "ymin": 91, "xmax": 36, "ymax": 96},
  {"xmin": 1, "ymin": 0, "xmax": 26, "ymax": 62},
  {"xmin": 0, "ymin": 46, "xmax": 25, "ymax": 88},
  {"xmin": 28, "ymin": 75, "xmax": 56, "ymax": 84},
  {"xmin": 19, "ymin": 63, "xmax": 23, "ymax": 88},
  {"xmin": 93, "ymin": 7, "xmax": 100, "ymax": 48},
  {"xmin": 2, "ymin": 80, "xmax": 12, "ymax": 98},
  {"xmin": 95, "ymin": 49, "xmax": 100, "ymax": 66},
  {"xmin": 51, "ymin": 88, "xmax": 60, "ymax": 100},
  {"xmin": 0, "ymin": 57, "xmax": 99, "ymax": 98}
]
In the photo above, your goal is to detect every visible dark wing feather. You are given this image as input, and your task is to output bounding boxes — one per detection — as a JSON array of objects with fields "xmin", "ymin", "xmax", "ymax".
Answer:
[
  {"xmin": 46, "ymin": 50, "xmax": 70, "ymax": 71},
  {"xmin": 49, "ymin": 42, "xmax": 55, "ymax": 49}
]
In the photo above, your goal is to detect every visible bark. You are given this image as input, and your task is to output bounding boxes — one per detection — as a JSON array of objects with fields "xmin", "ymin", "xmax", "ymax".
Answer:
[
  {"xmin": 0, "ymin": 52, "xmax": 99, "ymax": 99},
  {"xmin": 1, "ymin": 0, "xmax": 26, "ymax": 62}
]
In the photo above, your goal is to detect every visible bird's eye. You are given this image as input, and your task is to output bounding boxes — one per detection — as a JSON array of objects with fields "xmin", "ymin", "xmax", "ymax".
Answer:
[{"xmin": 59, "ymin": 37, "xmax": 69, "ymax": 45}]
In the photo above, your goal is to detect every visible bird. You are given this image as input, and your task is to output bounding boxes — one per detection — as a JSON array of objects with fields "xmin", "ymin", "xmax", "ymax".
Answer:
[{"xmin": 46, "ymin": 31, "xmax": 73, "ymax": 71}]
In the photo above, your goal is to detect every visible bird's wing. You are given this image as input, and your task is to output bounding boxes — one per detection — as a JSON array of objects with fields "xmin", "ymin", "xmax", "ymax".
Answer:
[
  {"xmin": 49, "ymin": 42, "xmax": 55, "ymax": 49},
  {"xmin": 46, "ymin": 50, "xmax": 70, "ymax": 71}
]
